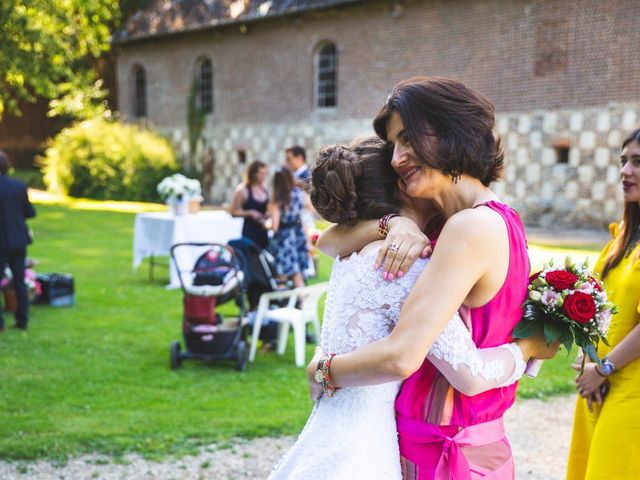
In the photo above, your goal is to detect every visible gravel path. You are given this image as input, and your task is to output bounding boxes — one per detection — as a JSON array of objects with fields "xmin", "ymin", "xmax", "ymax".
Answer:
[{"xmin": 0, "ymin": 395, "xmax": 575, "ymax": 480}]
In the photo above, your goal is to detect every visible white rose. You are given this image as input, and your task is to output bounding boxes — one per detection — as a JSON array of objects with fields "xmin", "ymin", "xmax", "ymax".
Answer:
[{"xmin": 529, "ymin": 290, "xmax": 542, "ymax": 302}]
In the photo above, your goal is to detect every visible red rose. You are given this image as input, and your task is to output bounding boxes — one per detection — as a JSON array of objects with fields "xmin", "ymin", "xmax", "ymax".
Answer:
[
  {"xmin": 563, "ymin": 292, "xmax": 596, "ymax": 324},
  {"xmin": 545, "ymin": 270, "xmax": 578, "ymax": 290}
]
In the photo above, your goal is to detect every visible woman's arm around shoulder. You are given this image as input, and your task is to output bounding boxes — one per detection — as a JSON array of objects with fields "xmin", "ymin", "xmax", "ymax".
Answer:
[
  {"xmin": 312, "ymin": 208, "xmax": 509, "ymax": 388},
  {"xmin": 386, "ymin": 208, "xmax": 509, "ymax": 374},
  {"xmin": 316, "ymin": 220, "xmax": 380, "ymax": 258},
  {"xmin": 318, "ymin": 215, "xmax": 431, "ymax": 261}
]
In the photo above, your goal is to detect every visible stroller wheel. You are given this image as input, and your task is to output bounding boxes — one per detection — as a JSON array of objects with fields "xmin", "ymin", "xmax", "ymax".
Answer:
[
  {"xmin": 170, "ymin": 341, "xmax": 183, "ymax": 369},
  {"xmin": 235, "ymin": 340, "xmax": 247, "ymax": 371}
]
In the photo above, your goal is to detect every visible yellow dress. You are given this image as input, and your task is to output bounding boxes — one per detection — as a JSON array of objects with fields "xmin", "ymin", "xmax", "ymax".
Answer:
[{"xmin": 566, "ymin": 224, "xmax": 640, "ymax": 479}]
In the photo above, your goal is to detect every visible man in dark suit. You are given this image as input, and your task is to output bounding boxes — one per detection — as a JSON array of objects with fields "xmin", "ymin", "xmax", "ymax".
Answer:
[{"xmin": 0, "ymin": 150, "xmax": 36, "ymax": 331}]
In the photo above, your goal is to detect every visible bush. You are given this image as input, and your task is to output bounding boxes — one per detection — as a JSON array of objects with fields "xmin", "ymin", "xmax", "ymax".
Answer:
[
  {"xmin": 11, "ymin": 169, "xmax": 46, "ymax": 189},
  {"xmin": 41, "ymin": 118, "xmax": 179, "ymax": 201}
]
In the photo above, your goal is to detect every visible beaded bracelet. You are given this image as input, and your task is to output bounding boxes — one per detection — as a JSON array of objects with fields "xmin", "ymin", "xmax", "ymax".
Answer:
[
  {"xmin": 315, "ymin": 353, "xmax": 339, "ymax": 397},
  {"xmin": 378, "ymin": 213, "xmax": 400, "ymax": 239}
]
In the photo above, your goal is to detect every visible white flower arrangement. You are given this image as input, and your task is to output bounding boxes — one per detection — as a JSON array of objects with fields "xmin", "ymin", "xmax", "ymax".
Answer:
[{"xmin": 157, "ymin": 173, "xmax": 202, "ymax": 201}]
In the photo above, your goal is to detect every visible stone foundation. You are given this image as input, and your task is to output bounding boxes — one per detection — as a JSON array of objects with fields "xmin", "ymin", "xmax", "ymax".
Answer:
[
  {"xmin": 167, "ymin": 101, "xmax": 639, "ymax": 228},
  {"xmin": 495, "ymin": 102, "xmax": 638, "ymax": 228}
]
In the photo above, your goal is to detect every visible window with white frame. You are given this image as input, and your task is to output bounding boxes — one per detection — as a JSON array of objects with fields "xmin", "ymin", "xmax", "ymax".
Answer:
[{"xmin": 316, "ymin": 43, "xmax": 337, "ymax": 108}]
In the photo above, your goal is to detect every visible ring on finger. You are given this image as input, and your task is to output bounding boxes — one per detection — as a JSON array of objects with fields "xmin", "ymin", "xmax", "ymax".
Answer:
[{"xmin": 389, "ymin": 242, "xmax": 400, "ymax": 253}]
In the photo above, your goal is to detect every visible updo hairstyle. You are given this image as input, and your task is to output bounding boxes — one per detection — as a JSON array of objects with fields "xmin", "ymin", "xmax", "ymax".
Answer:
[{"xmin": 309, "ymin": 136, "xmax": 400, "ymax": 225}]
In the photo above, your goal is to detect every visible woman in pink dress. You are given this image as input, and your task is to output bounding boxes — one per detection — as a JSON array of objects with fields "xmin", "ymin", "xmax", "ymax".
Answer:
[{"xmin": 308, "ymin": 77, "xmax": 558, "ymax": 479}]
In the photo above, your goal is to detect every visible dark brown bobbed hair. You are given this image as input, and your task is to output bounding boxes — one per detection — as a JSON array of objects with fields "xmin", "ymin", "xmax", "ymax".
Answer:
[
  {"xmin": 601, "ymin": 128, "xmax": 640, "ymax": 278},
  {"xmin": 373, "ymin": 76, "xmax": 504, "ymax": 186},
  {"xmin": 272, "ymin": 166, "xmax": 296, "ymax": 210},
  {"xmin": 244, "ymin": 159, "xmax": 266, "ymax": 186},
  {"xmin": 309, "ymin": 136, "xmax": 400, "ymax": 225}
]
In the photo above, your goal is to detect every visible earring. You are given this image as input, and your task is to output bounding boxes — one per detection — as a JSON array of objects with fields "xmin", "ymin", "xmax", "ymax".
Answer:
[{"xmin": 451, "ymin": 170, "xmax": 461, "ymax": 184}]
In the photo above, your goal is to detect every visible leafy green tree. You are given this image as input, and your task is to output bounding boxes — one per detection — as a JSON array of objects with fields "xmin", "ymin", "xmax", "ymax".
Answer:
[
  {"xmin": 187, "ymin": 77, "xmax": 207, "ymax": 169},
  {"xmin": 0, "ymin": 0, "xmax": 127, "ymax": 121}
]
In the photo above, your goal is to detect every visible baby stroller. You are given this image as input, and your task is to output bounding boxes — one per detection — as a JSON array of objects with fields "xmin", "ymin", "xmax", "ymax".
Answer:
[
  {"xmin": 227, "ymin": 237, "xmax": 282, "ymax": 310},
  {"xmin": 228, "ymin": 237, "xmax": 292, "ymax": 348},
  {"xmin": 169, "ymin": 242, "xmax": 248, "ymax": 371}
]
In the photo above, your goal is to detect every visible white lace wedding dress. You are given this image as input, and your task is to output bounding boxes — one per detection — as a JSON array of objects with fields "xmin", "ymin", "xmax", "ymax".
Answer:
[{"xmin": 269, "ymin": 249, "xmax": 526, "ymax": 480}]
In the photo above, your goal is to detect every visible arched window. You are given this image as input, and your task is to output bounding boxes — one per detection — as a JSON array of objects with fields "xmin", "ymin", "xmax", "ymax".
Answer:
[
  {"xmin": 197, "ymin": 58, "xmax": 213, "ymax": 113},
  {"xmin": 315, "ymin": 42, "xmax": 337, "ymax": 108},
  {"xmin": 132, "ymin": 64, "xmax": 147, "ymax": 118}
]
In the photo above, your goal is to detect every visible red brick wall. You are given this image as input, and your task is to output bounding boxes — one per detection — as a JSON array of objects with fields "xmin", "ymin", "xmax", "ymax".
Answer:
[{"xmin": 116, "ymin": 0, "xmax": 640, "ymax": 127}]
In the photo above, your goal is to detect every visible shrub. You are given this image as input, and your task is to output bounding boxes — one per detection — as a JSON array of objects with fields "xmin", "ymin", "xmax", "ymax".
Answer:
[
  {"xmin": 41, "ymin": 118, "xmax": 179, "ymax": 201},
  {"xmin": 11, "ymin": 169, "xmax": 45, "ymax": 189}
]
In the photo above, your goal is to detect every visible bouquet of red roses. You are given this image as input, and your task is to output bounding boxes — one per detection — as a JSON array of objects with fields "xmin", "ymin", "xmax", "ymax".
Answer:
[{"xmin": 514, "ymin": 257, "xmax": 616, "ymax": 376}]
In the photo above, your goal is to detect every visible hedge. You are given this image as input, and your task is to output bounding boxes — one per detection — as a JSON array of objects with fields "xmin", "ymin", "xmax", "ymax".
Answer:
[{"xmin": 42, "ymin": 118, "xmax": 179, "ymax": 201}]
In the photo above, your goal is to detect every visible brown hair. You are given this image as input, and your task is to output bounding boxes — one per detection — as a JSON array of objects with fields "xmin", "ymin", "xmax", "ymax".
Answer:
[
  {"xmin": 244, "ymin": 159, "xmax": 266, "ymax": 186},
  {"xmin": 309, "ymin": 136, "xmax": 400, "ymax": 225},
  {"xmin": 373, "ymin": 76, "xmax": 504, "ymax": 186},
  {"xmin": 272, "ymin": 167, "xmax": 296, "ymax": 210},
  {"xmin": 601, "ymin": 128, "xmax": 640, "ymax": 278},
  {"xmin": 285, "ymin": 145, "xmax": 306, "ymax": 161}
]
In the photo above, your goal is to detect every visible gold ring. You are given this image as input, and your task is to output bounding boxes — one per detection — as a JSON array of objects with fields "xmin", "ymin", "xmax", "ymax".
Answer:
[{"xmin": 389, "ymin": 242, "xmax": 400, "ymax": 253}]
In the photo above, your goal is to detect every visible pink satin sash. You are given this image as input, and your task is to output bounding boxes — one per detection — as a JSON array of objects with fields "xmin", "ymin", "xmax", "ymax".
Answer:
[{"xmin": 397, "ymin": 414, "xmax": 508, "ymax": 480}]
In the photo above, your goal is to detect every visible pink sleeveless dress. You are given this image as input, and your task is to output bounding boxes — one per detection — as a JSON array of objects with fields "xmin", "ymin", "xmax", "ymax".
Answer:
[{"xmin": 395, "ymin": 201, "xmax": 530, "ymax": 480}]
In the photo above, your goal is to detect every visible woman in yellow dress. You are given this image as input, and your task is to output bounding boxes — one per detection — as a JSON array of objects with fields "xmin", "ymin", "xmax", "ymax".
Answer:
[{"xmin": 566, "ymin": 128, "xmax": 640, "ymax": 479}]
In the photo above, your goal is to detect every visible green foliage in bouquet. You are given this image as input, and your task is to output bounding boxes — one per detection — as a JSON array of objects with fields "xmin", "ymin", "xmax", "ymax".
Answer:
[
  {"xmin": 513, "ymin": 257, "xmax": 616, "ymax": 368},
  {"xmin": 515, "ymin": 302, "xmax": 605, "ymax": 365},
  {"xmin": 41, "ymin": 118, "xmax": 179, "ymax": 201}
]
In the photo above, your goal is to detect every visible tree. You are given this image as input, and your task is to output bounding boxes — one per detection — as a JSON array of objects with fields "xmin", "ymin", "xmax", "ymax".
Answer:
[
  {"xmin": 0, "ymin": 0, "xmax": 118, "ymax": 120},
  {"xmin": 187, "ymin": 77, "xmax": 207, "ymax": 170}
]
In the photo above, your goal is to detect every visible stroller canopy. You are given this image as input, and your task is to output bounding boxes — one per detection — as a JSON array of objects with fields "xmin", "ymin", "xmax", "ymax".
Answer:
[{"xmin": 187, "ymin": 246, "xmax": 243, "ymax": 297}]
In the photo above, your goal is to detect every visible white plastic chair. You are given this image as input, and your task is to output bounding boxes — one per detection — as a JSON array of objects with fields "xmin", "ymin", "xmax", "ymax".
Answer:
[{"xmin": 249, "ymin": 282, "xmax": 328, "ymax": 367}]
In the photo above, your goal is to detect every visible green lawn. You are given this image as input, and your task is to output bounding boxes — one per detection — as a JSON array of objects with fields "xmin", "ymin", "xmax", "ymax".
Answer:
[{"xmin": 0, "ymin": 196, "xmax": 603, "ymax": 460}]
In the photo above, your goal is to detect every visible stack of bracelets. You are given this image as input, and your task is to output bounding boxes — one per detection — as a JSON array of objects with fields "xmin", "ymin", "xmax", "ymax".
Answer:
[
  {"xmin": 378, "ymin": 213, "xmax": 400, "ymax": 239},
  {"xmin": 314, "ymin": 353, "xmax": 338, "ymax": 397}
]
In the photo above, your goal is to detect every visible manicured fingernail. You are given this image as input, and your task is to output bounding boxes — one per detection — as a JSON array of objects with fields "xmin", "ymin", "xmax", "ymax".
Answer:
[
  {"xmin": 388, "ymin": 273, "xmax": 395, "ymax": 280},
  {"xmin": 382, "ymin": 272, "xmax": 388, "ymax": 280},
  {"xmin": 397, "ymin": 271, "xmax": 404, "ymax": 279}
]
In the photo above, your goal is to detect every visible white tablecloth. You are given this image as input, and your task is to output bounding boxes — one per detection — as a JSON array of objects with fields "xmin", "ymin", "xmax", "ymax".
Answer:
[{"xmin": 133, "ymin": 211, "xmax": 243, "ymax": 288}]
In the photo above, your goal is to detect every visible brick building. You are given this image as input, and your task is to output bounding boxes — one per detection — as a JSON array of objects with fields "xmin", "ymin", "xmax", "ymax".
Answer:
[{"xmin": 113, "ymin": 0, "xmax": 640, "ymax": 227}]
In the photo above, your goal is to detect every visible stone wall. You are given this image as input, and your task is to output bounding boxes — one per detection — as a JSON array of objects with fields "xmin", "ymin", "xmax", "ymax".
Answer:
[
  {"xmin": 166, "ymin": 117, "xmax": 373, "ymax": 204},
  {"xmin": 166, "ymin": 101, "xmax": 638, "ymax": 228},
  {"xmin": 495, "ymin": 102, "xmax": 638, "ymax": 228}
]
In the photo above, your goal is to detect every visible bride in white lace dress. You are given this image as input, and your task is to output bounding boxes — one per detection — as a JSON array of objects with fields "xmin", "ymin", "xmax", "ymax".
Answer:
[{"xmin": 268, "ymin": 138, "xmax": 543, "ymax": 480}]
